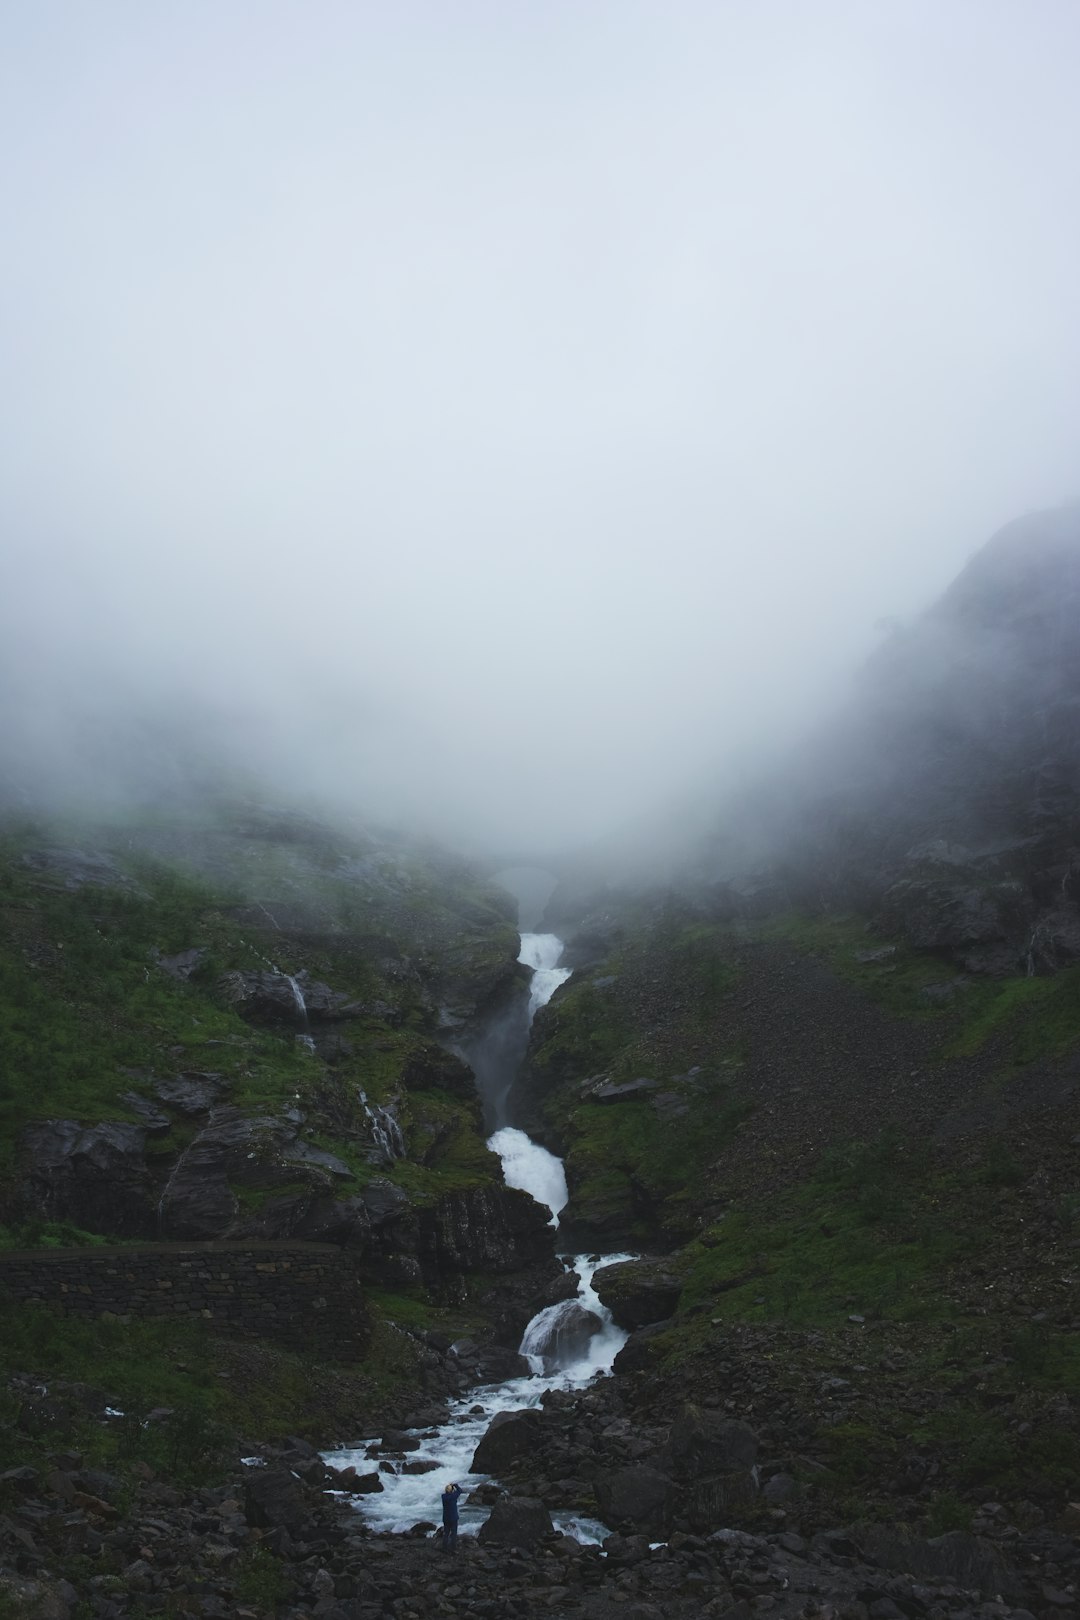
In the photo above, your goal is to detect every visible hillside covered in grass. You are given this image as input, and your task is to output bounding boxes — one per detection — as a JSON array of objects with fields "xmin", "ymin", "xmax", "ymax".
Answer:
[{"xmin": 0, "ymin": 802, "xmax": 557, "ymax": 1301}]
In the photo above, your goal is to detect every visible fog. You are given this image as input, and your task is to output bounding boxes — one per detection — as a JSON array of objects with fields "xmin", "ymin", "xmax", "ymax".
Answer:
[{"xmin": 3, "ymin": 1, "xmax": 1079, "ymax": 857}]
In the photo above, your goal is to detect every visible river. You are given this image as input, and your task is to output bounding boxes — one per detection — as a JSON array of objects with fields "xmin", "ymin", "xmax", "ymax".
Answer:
[{"xmin": 324, "ymin": 933, "xmax": 633, "ymax": 1543}]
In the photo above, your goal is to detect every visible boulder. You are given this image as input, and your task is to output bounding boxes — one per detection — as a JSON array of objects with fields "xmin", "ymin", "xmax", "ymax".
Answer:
[
  {"xmin": 612, "ymin": 1321, "xmax": 673, "ymax": 1375},
  {"xmin": 594, "ymin": 1466, "xmax": 674, "ymax": 1537},
  {"xmin": 662, "ymin": 1407, "xmax": 759, "ymax": 1531},
  {"xmin": 477, "ymin": 1495, "xmax": 553, "ymax": 1547},
  {"xmin": 17, "ymin": 1120, "xmax": 155, "ymax": 1238},
  {"xmin": 854, "ymin": 1526, "xmax": 1024, "ymax": 1600},
  {"xmin": 470, "ymin": 1409, "xmax": 544, "ymax": 1474},
  {"xmin": 154, "ymin": 947, "xmax": 205, "ymax": 981},
  {"xmin": 153, "ymin": 1072, "xmax": 225, "ymax": 1114},
  {"xmin": 520, "ymin": 1301, "xmax": 602, "ymax": 1371},
  {"xmin": 665, "ymin": 1406, "xmax": 758, "ymax": 1478},
  {"xmin": 592, "ymin": 1259, "xmax": 682, "ymax": 1329},
  {"xmin": 244, "ymin": 1467, "xmax": 310, "ymax": 1535}
]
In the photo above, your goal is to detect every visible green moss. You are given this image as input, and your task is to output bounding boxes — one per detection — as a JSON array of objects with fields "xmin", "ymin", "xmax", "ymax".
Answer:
[{"xmin": 944, "ymin": 964, "xmax": 1080, "ymax": 1064}]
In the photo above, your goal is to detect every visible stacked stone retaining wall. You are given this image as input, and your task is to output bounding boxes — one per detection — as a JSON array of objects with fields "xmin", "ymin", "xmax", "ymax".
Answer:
[{"xmin": 0, "ymin": 1242, "xmax": 369, "ymax": 1360}]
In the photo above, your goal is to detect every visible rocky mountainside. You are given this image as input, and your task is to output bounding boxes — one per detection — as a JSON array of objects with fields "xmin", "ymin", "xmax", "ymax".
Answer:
[{"xmin": 0, "ymin": 803, "xmax": 558, "ymax": 1307}]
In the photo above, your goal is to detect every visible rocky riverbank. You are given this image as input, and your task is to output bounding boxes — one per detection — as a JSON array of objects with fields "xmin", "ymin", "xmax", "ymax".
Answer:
[{"xmin": 3, "ymin": 1395, "xmax": 1067, "ymax": 1620}]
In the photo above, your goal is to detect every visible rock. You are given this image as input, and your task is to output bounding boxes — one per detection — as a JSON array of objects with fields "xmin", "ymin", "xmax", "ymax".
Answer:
[
  {"xmin": 154, "ymin": 1072, "xmax": 225, "ymax": 1114},
  {"xmin": 17, "ymin": 1120, "xmax": 155, "ymax": 1237},
  {"xmin": 118, "ymin": 1093, "xmax": 172, "ymax": 1134},
  {"xmin": 156, "ymin": 1107, "xmax": 355, "ymax": 1240},
  {"xmin": 470, "ymin": 1409, "xmax": 544, "ymax": 1474},
  {"xmin": 519, "ymin": 1301, "xmax": 602, "ymax": 1371},
  {"xmin": 592, "ymin": 1259, "xmax": 682, "ymax": 1329},
  {"xmin": 155, "ymin": 947, "xmax": 205, "ymax": 980},
  {"xmin": 0, "ymin": 1575, "xmax": 71, "ymax": 1619},
  {"xmin": 594, "ymin": 1466, "xmax": 675, "ymax": 1537},
  {"xmin": 878, "ymin": 873, "xmax": 1030, "ymax": 971},
  {"xmin": 243, "ymin": 1467, "xmax": 310, "ymax": 1535},
  {"xmin": 379, "ymin": 1430, "xmax": 421, "ymax": 1453},
  {"xmin": 853, "ymin": 1526, "xmax": 1024, "ymax": 1600},
  {"xmin": 416, "ymin": 1184, "xmax": 558, "ymax": 1285},
  {"xmin": 762, "ymin": 1472, "xmax": 796, "ymax": 1503},
  {"xmin": 477, "ymin": 1495, "xmax": 554, "ymax": 1547},
  {"xmin": 218, "ymin": 970, "xmax": 363, "ymax": 1024},
  {"xmin": 591, "ymin": 1078, "xmax": 660, "ymax": 1103},
  {"xmin": 613, "ymin": 1320, "xmax": 673, "ymax": 1374},
  {"xmin": 666, "ymin": 1407, "xmax": 758, "ymax": 1476}
]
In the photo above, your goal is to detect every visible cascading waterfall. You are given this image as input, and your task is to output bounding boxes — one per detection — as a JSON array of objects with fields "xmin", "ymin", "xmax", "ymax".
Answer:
[
  {"xmin": 359, "ymin": 1089, "xmax": 406, "ymax": 1162},
  {"xmin": 325, "ymin": 932, "xmax": 633, "ymax": 1543}
]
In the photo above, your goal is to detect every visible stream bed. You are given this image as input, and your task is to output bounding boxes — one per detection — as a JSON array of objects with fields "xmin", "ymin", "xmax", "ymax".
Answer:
[{"xmin": 324, "ymin": 934, "xmax": 634, "ymax": 1543}]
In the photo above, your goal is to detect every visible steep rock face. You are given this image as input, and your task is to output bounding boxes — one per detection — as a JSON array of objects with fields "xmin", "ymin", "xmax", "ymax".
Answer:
[
  {"xmin": 17, "ymin": 1122, "xmax": 155, "ymax": 1238},
  {"xmin": 415, "ymin": 1185, "xmax": 557, "ymax": 1291}
]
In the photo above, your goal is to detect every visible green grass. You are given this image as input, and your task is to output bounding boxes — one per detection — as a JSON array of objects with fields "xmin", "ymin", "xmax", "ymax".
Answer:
[
  {"xmin": 944, "ymin": 963, "xmax": 1080, "ymax": 1065},
  {"xmin": 562, "ymin": 1081, "xmax": 752, "ymax": 1241},
  {"xmin": 0, "ymin": 816, "xmax": 509, "ymax": 1219},
  {"xmin": 761, "ymin": 909, "xmax": 1080, "ymax": 1070},
  {"xmin": 678, "ymin": 1133, "xmax": 979, "ymax": 1329}
]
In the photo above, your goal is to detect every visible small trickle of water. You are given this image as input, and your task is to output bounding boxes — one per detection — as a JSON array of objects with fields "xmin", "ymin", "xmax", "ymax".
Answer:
[
  {"xmin": 284, "ymin": 975, "xmax": 308, "ymax": 1021},
  {"xmin": 359, "ymin": 1089, "xmax": 405, "ymax": 1162}
]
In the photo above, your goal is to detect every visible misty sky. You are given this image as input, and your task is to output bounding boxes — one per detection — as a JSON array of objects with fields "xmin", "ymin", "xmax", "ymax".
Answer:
[{"xmin": 2, "ymin": 1, "xmax": 1079, "ymax": 854}]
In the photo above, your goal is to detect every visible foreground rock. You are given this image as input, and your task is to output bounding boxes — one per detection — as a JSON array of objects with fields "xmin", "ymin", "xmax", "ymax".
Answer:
[{"xmin": 592, "ymin": 1257, "xmax": 682, "ymax": 1328}]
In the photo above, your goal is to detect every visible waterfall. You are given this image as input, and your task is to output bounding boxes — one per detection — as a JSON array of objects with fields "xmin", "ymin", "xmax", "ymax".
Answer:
[
  {"xmin": 323, "ymin": 933, "xmax": 634, "ymax": 1544},
  {"xmin": 518, "ymin": 931, "xmax": 571, "ymax": 1017},
  {"xmin": 284, "ymin": 974, "xmax": 307, "ymax": 1020},
  {"xmin": 486, "ymin": 1128, "xmax": 567, "ymax": 1225},
  {"xmin": 359, "ymin": 1089, "xmax": 405, "ymax": 1162}
]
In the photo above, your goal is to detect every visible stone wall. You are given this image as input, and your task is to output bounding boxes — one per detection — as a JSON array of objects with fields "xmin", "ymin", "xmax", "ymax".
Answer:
[{"xmin": 0, "ymin": 1242, "xmax": 370, "ymax": 1360}]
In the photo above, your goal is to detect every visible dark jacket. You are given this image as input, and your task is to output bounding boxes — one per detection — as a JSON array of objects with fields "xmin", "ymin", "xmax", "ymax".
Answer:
[{"xmin": 442, "ymin": 1484, "xmax": 461, "ymax": 1526}]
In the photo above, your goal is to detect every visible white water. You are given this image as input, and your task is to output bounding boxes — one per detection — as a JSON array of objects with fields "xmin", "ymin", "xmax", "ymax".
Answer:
[
  {"xmin": 487, "ymin": 1127, "xmax": 567, "ymax": 1226},
  {"xmin": 324, "ymin": 933, "xmax": 633, "ymax": 1543},
  {"xmin": 519, "ymin": 931, "xmax": 571, "ymax": 1017},
  {"xmin": 284, "ymin": 974, "xmax": 307, "ymax": 1020},
  {"xmin": 359, "ymin": 1089, "xmax": 406, "ymax": 1162}
]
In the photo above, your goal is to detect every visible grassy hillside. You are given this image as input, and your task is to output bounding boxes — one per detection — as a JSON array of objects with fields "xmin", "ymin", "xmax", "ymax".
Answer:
[{"xmin": 0, "ymin": 805, "xmax": 520, "ymax": 1232}]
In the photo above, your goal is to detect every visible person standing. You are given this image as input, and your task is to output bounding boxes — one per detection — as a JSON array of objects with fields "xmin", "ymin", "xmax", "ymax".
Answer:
[{"xmin": 441, "ymin": 1481, "xmax": 462, "ymax": 1553}]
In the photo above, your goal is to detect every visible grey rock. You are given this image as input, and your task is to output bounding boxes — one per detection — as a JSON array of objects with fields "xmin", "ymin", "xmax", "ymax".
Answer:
[
  {"xmin": 854, "ymin": 1526, "xmax": 1024, "ymax": 1600},
  {"xmin": 244, "ymin": 1467, "xmax": 310, "ymax": 1535},
  {"xmin": 594, "ymin": 1466, "xmax": 674, "ymax": 1537},
  {"xmin": 155, "ymin": 948, "xmax": 205, "ymax": 981},
  {"xmin": 666, "ymin": 1406, "xmax": 758, "ymax": 1477},
  {"xmin": 592, "ymin": 1259, "xmax": 682, "ymax": 1329},
  {"xmin": 520, "ymin": 1301, "xmax": 602, "ymax": 1372},
  {"xmin": 17, "ymin": 1120, "xmax": 154, "ymax": 1237},
  {"xmin": 612, "ymin": 1320, "xmax": 673, "ymax": 1374},
  {"xmin": 477, "ymin": 1495, "xmax": 554, "ymax": 1547},
  {"xmin": 592, "ymin": 1078, "xmax": 659, "ymax": 1103},
  {"xmin": 154, "ymin": 1072, "xmax": 225, "ymax": 1114},
  {"xmin": 470, "ymin": 1409, "xmax": 544, "ymax": 1475}
]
